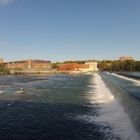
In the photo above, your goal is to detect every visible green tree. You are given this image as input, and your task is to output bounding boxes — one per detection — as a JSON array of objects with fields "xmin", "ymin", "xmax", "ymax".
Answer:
[
  {"xmin": 0, "ymin": 64, "xmax": 10, "ymax": 74},
  {"xmin": 121, "ymin": 60, "xmax": 135, "ymax": 71},
  {"xmin": 98, "ymin": 61, "xmax": 112, "ymax": 71},
  {"xmin": 51, "ymin": 62, "xmax": 60, "ymax": 69},
  {"xmin": 98, "ymin": 60, "xmax": 136, "ymax": 72},
  {"xmin": 135, "ymin": 61, "xmax": 140, "ymax": 71}
]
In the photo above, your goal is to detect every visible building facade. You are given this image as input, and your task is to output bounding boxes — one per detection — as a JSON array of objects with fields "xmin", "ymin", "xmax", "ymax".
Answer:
[
  {"xmin": 119, "ymin": 57, "xmax": 134, "ymax": 61},
  {"xmin": 85, "ymin": 62, "xmax": 98, "ymax": 71},
  {"xmin": 58, "ymin": 61, "xmax": 98, "ymax": 72},
  {"xmin": 4, "ymin": 60, "xmax": 51, "ymax": 70},
  {"xmin": 0, "ymin": 58, "xmax": 4, "ymax": 64}
]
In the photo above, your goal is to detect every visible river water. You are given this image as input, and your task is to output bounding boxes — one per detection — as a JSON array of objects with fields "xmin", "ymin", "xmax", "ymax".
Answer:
[{"xmin": 0, "ymin": 73, "xmax": 139, "ymax": 140}]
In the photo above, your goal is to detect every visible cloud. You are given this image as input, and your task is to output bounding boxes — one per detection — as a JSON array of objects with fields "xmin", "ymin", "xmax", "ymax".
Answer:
[{"xmin": 0, "ymin": 0, "xmax": 15, "ymax": 6}]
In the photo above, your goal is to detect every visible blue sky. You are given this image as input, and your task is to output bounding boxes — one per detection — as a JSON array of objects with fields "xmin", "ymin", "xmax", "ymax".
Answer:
[{"xmin": 0, "ymin": 0, "xmax": 140, "ymax": 62}]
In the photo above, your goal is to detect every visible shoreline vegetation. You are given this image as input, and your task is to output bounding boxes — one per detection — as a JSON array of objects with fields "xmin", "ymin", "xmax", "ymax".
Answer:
[
  {"xmin": 0, "ymin": 64, "xmax": 10, "ymax": 75},
  {"xmin": 98, "ymin": 60, "xmax": 140, "ymax": 72}
]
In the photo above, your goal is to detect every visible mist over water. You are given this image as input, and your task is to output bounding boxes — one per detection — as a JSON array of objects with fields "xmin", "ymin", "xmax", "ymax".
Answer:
[{"xmin": 0, "ymin": 73, "xmax": 139, "ymax": 139}]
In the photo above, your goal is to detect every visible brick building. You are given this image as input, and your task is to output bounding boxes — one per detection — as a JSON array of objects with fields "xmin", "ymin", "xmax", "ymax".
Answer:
[
  {"xmin": 58, "ymin": 62, "xmax": 97, "ymax": 72},
  {"xmin": 4, "ymin": 60, "xmax": 51, "ymax": 70}
]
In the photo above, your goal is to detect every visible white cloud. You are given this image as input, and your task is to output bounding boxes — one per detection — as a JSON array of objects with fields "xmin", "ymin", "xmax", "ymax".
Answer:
[{"xmin": 0, "ymin": 0, "xmax": 15, "ymax": 6}]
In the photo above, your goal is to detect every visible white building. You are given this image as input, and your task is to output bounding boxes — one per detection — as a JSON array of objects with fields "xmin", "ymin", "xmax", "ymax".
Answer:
[{"xmin": 85, "ymin": 61, "xmax": 98, "ymax": 71}]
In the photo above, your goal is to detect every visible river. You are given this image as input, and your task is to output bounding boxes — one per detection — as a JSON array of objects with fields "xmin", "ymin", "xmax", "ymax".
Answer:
[{"xmin": 0, "ymin": 73, "xmax": 139, "ymax": 140}]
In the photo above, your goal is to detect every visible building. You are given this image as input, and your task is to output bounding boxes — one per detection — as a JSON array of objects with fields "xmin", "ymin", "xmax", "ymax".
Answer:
[
  {"xmin": 0, "ymin": 58, "xmax": 4, "ymax": 64},
  {"xmin": 119, "ymin": 56, "xmax": 134, "ymax": 61},
  {"xmin": 4, "ymin": 59, "xmax": 51, "ymax": 70},
  {"xmin": 58, "ymin": 61, "xmax": 98, "ymax": 72},
  {"xmin": 85, "ymin": 62, "xmax": 98, "ymax": 71}
]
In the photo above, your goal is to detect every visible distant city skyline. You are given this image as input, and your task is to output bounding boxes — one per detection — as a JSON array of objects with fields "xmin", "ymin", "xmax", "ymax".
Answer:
[{"xmin": 0, "ymin": 0, "xmax": 140, "ymax": 62}]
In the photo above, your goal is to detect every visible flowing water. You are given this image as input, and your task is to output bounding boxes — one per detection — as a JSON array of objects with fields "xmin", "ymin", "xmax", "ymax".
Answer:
[
  {"xmin": 0, "ymin": 73, "xmax": 139, "ymax": 139},
  {"xmin": 118, "ymin": 72, "xmax": 140, "ymax": 79}
]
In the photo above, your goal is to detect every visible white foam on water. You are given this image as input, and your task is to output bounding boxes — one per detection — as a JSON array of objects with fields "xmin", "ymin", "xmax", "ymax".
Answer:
[
  {"xmin": 77, "ymin": 74, "xmax": 140, "ymax": 140},
  {"xmin": 110, "ymin": 73, "xmax": 140, "ymax": 86},
  {"xmin": 0, "ymin": 91, "xmax": 4, "ymax": 94}
]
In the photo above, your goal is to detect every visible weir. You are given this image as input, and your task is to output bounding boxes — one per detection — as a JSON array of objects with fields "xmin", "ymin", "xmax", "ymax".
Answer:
[
  {"xmin": 100, "ymin": 72, "xmax": 140, "ymax": 136},
  {"xmin": 117, "ymin": 72, "xmax": 140, "ymax": 80}
]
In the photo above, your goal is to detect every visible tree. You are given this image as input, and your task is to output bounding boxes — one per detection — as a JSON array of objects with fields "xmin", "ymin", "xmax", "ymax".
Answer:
[
  {"xmin": 51, "ymin": 62, "xmax": 60, "ymax": 69},
  {"xmin": 121, "ymin": 60, "xmax": 135, "ymax": 71},
  {"xmin": 98, "ymin": 61, "xmax": 112, "ymax": 71},
  {"xmin": 0, "ymin": 64, "xmax": 10, "ymax": 74},
  {"xmin": 135, "ymin": 61, "xmax": 140, "ymax": 71},
  {"xmin": 98, "ymin": 60, "xmax": 136, "ymax": 72}
]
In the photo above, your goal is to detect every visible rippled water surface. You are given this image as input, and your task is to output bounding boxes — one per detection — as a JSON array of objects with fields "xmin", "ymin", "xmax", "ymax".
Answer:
[{"xmin": 0, "ymin": 73, "xmax": 139, "ymax": 140}]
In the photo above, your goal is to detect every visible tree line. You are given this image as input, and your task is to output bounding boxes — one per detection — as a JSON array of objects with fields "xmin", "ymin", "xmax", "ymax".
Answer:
[
  {"xmin": 0, "ymin": 64, "xmax": 10, "ymax": 74},
  {"xmin": 98, "ymin": 60, "xmax": 140, "ymax": 71}
]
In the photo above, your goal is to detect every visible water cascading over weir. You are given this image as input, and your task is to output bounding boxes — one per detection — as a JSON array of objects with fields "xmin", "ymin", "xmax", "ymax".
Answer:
[{"xmin": 100, "ymin": 72, "xmax": 140, "ymax": 135}]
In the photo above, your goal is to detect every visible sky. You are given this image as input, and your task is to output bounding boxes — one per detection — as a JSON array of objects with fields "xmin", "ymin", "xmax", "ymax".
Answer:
[{"xmin": 0, "ymin": 0, "xmax": 140, "ymax": 62}]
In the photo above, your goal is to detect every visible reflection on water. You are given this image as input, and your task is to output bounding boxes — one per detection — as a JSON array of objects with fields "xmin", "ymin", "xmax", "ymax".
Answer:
[{"xmin": 0, "ymin": 73, "xmax": 139, "ymax": 139}]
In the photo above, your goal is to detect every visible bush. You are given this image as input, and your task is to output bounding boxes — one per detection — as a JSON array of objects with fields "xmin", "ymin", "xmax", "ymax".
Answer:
[
  {"xmin": 98, "ymin": 60, "xmax": 137, "ymax": 72},
  {"xmin": 0, "ymin": 64, "xmax": 10, "ymax": 74}
]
